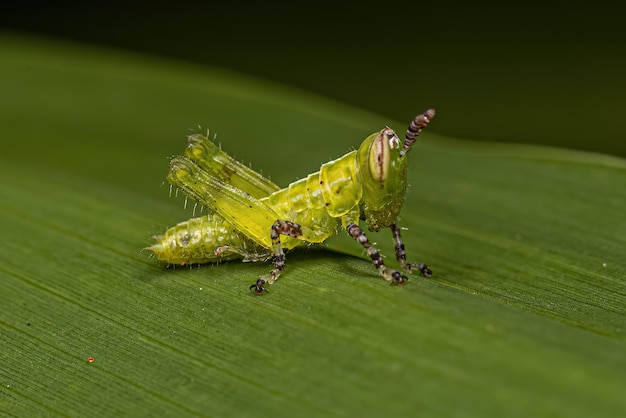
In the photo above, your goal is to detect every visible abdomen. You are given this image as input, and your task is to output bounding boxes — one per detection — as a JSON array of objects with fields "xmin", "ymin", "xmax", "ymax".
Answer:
[{"xmin": 148, "ymin": 214, "xmax": 263, "ymax": 264}]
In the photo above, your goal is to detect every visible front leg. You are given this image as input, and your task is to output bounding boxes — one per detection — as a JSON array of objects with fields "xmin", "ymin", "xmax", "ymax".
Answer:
[
  {"xmin": 250, "ymin": 220, "xmax": 303, "ymax": 294},
  {"xmin": 390, "ymin": 222, "xmax": 432, "ymax": 277},
  {"xmin": 346, "ymin": 222, "xmax": 406, "ymax": 285}
]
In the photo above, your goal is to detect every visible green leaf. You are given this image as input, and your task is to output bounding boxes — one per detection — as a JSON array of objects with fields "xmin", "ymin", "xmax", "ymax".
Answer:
[{"xmin": 1, "ymin": 34, "xmax": 625, "ymax": 418}]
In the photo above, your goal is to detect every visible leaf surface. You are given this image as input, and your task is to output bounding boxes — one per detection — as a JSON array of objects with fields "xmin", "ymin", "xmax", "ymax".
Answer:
[{"xmin": 1, "ymin": 34, "xmax": 625, "ymax": 418}]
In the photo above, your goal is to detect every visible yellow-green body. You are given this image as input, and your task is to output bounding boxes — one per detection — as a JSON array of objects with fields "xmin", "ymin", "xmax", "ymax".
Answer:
[
  {"xmin": 149, "ymin": 109, "xmax": 435, "ymax": 290},
  {"xmin": 150, "ymin": 130, "xmax": 407, "ymax": 264}
]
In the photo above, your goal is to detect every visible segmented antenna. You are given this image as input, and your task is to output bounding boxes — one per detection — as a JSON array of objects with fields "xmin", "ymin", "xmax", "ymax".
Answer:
[{"xmin": 402, "ymin": 108, "xmax": 436, "ymax": 155}]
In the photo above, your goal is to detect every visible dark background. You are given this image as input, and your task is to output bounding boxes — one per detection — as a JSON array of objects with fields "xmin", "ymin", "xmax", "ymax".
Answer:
[{"xmin": 2, "ymin": 1, "xmax": 625, "ymax": 157}]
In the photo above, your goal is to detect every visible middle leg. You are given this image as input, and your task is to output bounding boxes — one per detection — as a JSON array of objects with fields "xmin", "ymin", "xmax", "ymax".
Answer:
[{"xmin": 250, "ymin": 220, "xmax": 302, "ymax": 294}]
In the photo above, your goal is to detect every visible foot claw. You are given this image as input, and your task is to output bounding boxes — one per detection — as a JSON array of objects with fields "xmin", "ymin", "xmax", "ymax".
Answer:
[
  {"xmin": 419, "ymin": 264, "xmax": 432, "ymax": 278},
  {"xmin": 407, "ymin": 263, "xmax": 432, "ymax": 278},
  {"xmin": 391, "ymin": 270, "xmax": 408, "ymax": 286},
  {"xmin": 249, "ymin": 279, "xmax": 268, "ymax": 294}
]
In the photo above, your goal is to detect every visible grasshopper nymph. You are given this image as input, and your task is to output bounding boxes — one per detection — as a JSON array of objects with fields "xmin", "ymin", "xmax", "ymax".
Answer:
[{"xmin": 149, "ymin": 109, "xmax": 435, "ymax": 293}]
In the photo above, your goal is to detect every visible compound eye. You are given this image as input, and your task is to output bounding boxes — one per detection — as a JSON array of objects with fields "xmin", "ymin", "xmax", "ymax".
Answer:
[
  {"xmin": 370, "ymin": 130, "xmax": 391, "ymax": 181},
  {"xmin": 389, "ymin": 135, "xmax": 400, "ymax": 149},
  {"xmin": 383, "ymin": 128, "xmax": 400, "ymax": 149}
]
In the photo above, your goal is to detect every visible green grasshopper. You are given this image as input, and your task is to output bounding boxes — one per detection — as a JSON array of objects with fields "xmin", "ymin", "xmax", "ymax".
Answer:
[{"xmin": 149, "ymin": 109, "xmax": 435, "ymax": 293}]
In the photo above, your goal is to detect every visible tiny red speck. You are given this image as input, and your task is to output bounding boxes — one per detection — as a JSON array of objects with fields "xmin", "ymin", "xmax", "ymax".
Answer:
[{"xmin": 88, "ymin": 357, "xmax": 95, "ymax": 363}]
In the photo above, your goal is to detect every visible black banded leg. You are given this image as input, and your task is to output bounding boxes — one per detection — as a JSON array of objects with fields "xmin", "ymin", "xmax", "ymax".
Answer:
[
  {"xmin": 250, "ymin": 220, "xmax": 302, "ymax": 294},
  {"xmin": 346, "ymin": 223, "xmax": 406, "ymax": 285},
  {"xmin": 390, "ymin": 222, "xmax": 432, "ymax": 278}
]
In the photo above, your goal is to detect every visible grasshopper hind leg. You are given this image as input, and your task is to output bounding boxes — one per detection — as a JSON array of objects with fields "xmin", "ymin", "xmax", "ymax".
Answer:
[
  {"xmin": 390, "ymin": 222, "xmax": 432, "ymax": 278},
  {"xmin": 214, "ymin": 245, "xmax": 271, "ymax": 263},
  {"xmin": 250, "ymin": 220, "xmax": 303, "ymax": 294}
]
